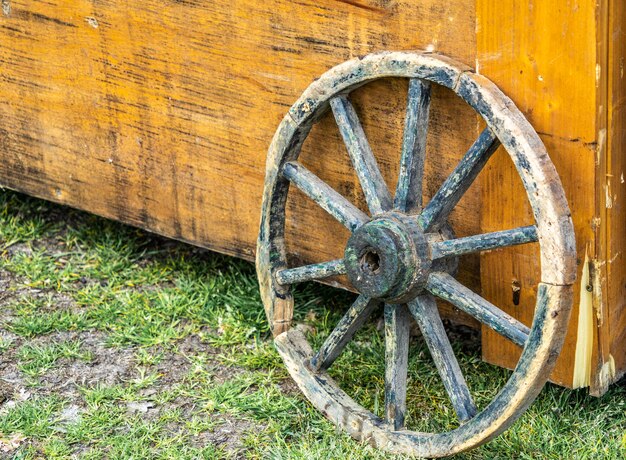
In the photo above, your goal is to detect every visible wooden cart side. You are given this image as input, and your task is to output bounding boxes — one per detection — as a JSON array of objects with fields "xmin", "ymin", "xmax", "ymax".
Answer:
[
  {"xmin": 476, "ymin": 0, "xmax": 601, "ymax": 389},
  {"xmin": 601, "ymin": 0, "xmax": 626, "ymax": 393},
  {"xmin": 0, "ymin": 0, "xmax": 478, "ymax": 274},
  {"xmin": 477, "ymin": 0, "xmax": 626, "ymax": 394},
  {"xmin": 0, "ymin": 1, "xmax": 488, "ymax": 329}
]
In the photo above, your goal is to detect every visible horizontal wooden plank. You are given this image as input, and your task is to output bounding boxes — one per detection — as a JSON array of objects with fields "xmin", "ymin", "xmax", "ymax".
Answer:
[{"xmin": 0, "ymin": 0, "xmax": 481, "ymax": 298}]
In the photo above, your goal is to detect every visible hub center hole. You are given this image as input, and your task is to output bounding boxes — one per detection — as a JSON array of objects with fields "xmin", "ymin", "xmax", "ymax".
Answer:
[{"xmin": 360, "ymin": 250, "xmax": 380, "ymax": 274}]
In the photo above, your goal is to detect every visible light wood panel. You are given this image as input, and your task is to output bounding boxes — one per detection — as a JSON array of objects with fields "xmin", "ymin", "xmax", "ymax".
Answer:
[
  {"xmin": 480, "ymin": 139, "xmax": 595, "ymax": 387},
  {"xmin": 477, "ymin": 0, "xmax": 599, "ymax": 388},
  {"xmin": 0, "ymin": 1, "xmax": 483, "ymax": 329},
  {"xmin": 604, "ymin": 0, "xmax": 626, "ymax": 388},
  {"xmin": 0, "ymin": 0, "xmax": 478, "ymax": 282}
]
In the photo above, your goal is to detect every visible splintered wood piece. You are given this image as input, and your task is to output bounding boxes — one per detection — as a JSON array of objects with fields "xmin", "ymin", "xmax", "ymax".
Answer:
[
  {"xmin": 427, "ymin": 272, "xmax": 530, "ymax": 348},
  {"xmin": 330, "ymin": 95, "xmax": 393, "ymax": 215},
  {"xmin": 394, "ymin": 78, "xmax": 431, "ymax": 213},
  {"xmin": 418, "ymin": 128, "xmax": 500, "ymax": 232},
  {"xmin": 408, "ymin": 295, "xmax": 477, "ymax": 422},
  {"xmin": 384, "ymin": 303, "xmax": 411, "ymax": 430},
  {"xmin": 282, "ymin": 161, "xmax": 368, "ymax": 232},
  {"xmin": 311, "ymin": 295, "xmax": 379, "ymax": 371},
  {"xmin": 429, "ymin": 225, "xmax": 538, "ymax": 259},
  {"xmin": 275, "ymin": 259, "xmax": 346, "ymax": 285}
]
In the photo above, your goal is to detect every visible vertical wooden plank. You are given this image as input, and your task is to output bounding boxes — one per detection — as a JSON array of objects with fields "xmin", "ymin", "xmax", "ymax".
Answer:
[
  {"xmin": 590, "ymin": 0, "xmax": 614, "ymax": 396},
  {"xmin": 476, "ymin": 0, "xmax": 600, "ymax": 388},
  {"xmin": 603, "ymin": 0, "xmax": 626, "ymax": 389},
  {"xmin": 0, "ymin": 0, "xmax": 480, "ymax": 293}
]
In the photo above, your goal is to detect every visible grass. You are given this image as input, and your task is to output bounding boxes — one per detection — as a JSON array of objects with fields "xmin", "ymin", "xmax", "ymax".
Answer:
[
  {"xmin": 17, "ymin": 340, "xmax": 93, "ymax": 378},
  {"xmin": 0, "ymin": 188, "xmax": 625, "ymax": 459}
]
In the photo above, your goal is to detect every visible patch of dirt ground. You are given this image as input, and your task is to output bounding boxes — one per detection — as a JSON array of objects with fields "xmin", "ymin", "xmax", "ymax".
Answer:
[{"xmin": 0, "ymin": 266, "xmax": 265, "ymax": 458}]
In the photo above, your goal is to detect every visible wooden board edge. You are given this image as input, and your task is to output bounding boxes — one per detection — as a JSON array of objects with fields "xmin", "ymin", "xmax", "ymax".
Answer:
[{"xmin": 589, "ymin": 0, "xmax": 615, "ymax": 397}]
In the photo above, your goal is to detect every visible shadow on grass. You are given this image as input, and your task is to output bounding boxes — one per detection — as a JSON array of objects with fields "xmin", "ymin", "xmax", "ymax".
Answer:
[{"xmin": 0, "ymin": 189, "xmax": 624, "ymax": 459}]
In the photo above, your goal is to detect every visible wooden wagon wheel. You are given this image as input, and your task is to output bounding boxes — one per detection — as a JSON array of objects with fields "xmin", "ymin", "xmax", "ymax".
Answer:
[{"xmin": 256, "ymin": 51, "xmax": 576, "ymax": 457}]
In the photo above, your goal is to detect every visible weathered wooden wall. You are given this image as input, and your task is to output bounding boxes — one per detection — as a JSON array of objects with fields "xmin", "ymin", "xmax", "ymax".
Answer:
[
  {"xmin": 476, "ymin": 0, "xmax": 598, "ymax": 389},
  {"xmin": 603, "ymin": 0, "xmax": 626, "ymax": 391},
  {"xmin": 0, "ymin": 0, "xmax": 480, "ymax": 312},
  {"xmin": 477, "ymin": 0, "xmax": 626, "ymax": 393}
]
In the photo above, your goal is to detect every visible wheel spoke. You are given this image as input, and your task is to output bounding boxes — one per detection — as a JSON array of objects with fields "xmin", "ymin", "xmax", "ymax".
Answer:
[
  {"xmin": 427, "ymin": 272, "xmax": 530, "ymax": 348},
  {"xmin": 330, "ymin": 95, "xmax": 393, "ymax": 215},
  {"xmin": 430, "ymin": 225, "xmax": 538, "ymax": 259},
  {"xmin": 384, "ymin": 303, "xmax": 411, "ymax": 430},
  {"xmin": 311, "ymin": 295, "xmax": 379, "ymax": 371},
  {"xmin": 275, "ymin": 259, "xmax": 346, "ymax": 285},
  {"xmin": 418, "ymin": 128, "xmax": 500, "ymax": 232},
  {"xmin": 394, "ymin": 78, "xmax": 431, "ymax": 213},
  {"xmin": 282, "ymin": 161, "xmax": 368, "ymax": 232},
  {"xmin": 408, "ymin": 295, "xmax": 477, "ymax": 422}
]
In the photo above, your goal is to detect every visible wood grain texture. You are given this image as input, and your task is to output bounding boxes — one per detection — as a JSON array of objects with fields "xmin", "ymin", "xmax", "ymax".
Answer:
[
  {"xmin": 590, "ymin": 0, "xmax": 613, "ymax": 397},
  {"xmin": 0, "ymin": 0, "xmax": 482, "ymax": 324},
  {"xmin": 0, "ymin": 0, "xmax": 476, "ymax": 255},
  {"xmin": 476, "ymin": 0, "xmax": 600, "ymax": 388},
  {"xmin": 2, "ymin": 0, "xmax": 617, "ymax": 391},
  {"xmin": 602, "ymin": 0, "xmax": 626, "ymax": 390},
  {"xmin": 384, "ymin": 303, "xmax": 410, "ymax": 430}
]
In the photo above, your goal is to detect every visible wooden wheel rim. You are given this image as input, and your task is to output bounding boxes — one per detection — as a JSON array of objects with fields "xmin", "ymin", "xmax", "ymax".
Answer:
[{"xmin": 256, "ymin": 51, "xmax": 576, "ymax": 457}]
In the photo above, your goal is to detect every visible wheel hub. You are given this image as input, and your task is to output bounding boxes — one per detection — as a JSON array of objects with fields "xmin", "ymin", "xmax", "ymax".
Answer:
[{"xmin": 344, "ymin": 212, "xmax": 431, "ymax": 303}]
